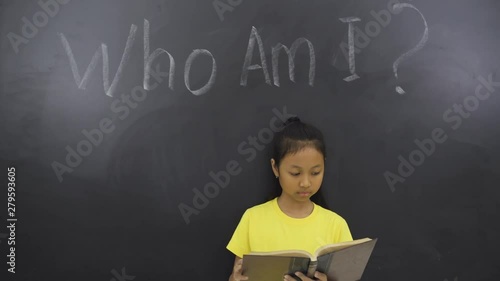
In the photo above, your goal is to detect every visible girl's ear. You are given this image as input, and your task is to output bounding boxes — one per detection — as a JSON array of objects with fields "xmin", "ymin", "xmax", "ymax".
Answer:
[{"xmin": 270, "ymin": 158, "xmax": 279, "ymax": 177}]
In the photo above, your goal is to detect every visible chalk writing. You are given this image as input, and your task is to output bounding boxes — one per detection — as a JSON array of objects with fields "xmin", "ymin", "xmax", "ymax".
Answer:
[
  {"xmin": 143, "ymin": 19, "xmax": 175, "ymax": 91},
  {"xmin": 272, "ymin": 38, "xmax": 316, "ymax": 87},
  {"xmin": 339, "ymin": 17, "xmax": 361, "ymax": 82},
  {"xmin": 392, "ymin": 3, "xmax": 429, "ymax": 94},
  {"xmin": 59, "ymin": 23, "xmax": 137, "ymax": 97},
  {"xmin": 59, "ymin": 5, "xmax": 428, "ymax": 98},
  {"xmin": 184, "ymin": 49, "xmax": 217, "ymax": 96},
  {"xmin": 240, "ymin": 26, "xmax": 271, "ymax": 86}
]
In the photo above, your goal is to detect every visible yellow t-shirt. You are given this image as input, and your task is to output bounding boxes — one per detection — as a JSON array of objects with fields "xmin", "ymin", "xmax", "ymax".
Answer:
[{"xmin": 226, "ymin": 197, "xmax": 353, "ymax": 258}]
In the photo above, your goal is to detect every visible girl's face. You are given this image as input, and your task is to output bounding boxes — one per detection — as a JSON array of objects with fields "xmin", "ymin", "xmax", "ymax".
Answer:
[{"xmin": 271, "ymin": 146, "xmax": 325, "ymax": 202}]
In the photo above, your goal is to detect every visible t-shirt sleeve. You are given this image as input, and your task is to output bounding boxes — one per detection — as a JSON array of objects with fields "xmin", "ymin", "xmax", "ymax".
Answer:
[
  {"xmin": 226, "ymin": 209, "xmax": 251, "ymax": 258},
  {"xmin": 333, "ymin": 216, "xmax": 353, "ymax": 243},
  {"xmin": 339, "ymin": 217, "xmax": 354, "ymax": 241}
]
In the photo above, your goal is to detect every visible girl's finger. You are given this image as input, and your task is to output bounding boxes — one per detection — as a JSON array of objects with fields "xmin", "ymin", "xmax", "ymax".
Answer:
[
  {"xmin": 314, "ymin": 271, "xmax": 327, "ymax": 281},
  {"xmin": 294, "ymin": 272, "xmax": 312, "ymax": 281},
  {"xmin": 235, "ymin": 272, "xmax": 249, "ymax": 280}
]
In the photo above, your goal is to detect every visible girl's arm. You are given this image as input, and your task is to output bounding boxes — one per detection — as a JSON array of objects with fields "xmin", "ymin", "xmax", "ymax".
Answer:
[{"xmin": 229, "ymin": 256, "xmax": 248, "ymax": 281}]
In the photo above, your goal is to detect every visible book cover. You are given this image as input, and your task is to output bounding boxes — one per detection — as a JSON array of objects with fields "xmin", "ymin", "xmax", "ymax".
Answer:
[{"xmin": 242, "ymin": 237, "xmax": 377, "ymax": 281}]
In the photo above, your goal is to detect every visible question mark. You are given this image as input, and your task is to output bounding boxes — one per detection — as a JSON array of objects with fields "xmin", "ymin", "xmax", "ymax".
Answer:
[{"xmin": 392, "ymin": 3, "xmax": 429, "ymax": 94}]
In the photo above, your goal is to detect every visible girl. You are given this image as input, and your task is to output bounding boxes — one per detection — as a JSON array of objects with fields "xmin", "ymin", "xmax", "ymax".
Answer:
[{"xmin": 226, "ymin": 116, "xmax": 353, "ymax": 281}]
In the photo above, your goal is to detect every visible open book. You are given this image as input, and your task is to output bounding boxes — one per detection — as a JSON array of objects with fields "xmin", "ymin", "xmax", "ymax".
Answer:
[{"xmin": 242, "ymin": 237, "xmax": 377, "ymax": 281}]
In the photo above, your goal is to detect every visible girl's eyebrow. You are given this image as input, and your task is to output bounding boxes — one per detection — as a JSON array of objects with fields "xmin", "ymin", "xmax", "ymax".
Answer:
[{"xmin": 290, "ymin": 164, "xmax": 322, "ymax": 169}]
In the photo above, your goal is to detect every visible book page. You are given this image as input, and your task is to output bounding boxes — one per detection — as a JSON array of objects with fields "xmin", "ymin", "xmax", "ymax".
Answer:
[
  {"xmin": 248, "ymin": 249, "xmax": 313, "ymax": 259},
  {"xmin": 314, "ymin": 237, "xmax": 372, "ymax": 258}
]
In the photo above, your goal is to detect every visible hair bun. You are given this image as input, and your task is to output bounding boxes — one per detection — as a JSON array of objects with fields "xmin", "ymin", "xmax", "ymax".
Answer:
[{"xmin": 284, "ymin": 116, "xmax": 301, "ymax": 126}]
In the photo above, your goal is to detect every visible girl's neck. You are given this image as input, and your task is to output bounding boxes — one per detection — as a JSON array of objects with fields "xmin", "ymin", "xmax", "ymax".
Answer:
[{"xmin": 277, "ymin": 195, "xmax": 314, "ymax": 218}]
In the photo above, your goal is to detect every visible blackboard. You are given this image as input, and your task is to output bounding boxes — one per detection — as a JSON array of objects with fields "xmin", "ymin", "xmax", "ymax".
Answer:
[{"xmin": 1, "ymin": 0, "xmax": 499, "ymax": 280}]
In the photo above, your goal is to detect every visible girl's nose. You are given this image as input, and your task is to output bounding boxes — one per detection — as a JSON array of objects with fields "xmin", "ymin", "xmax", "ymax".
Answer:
[{"xmin": 300, "ymin": 176, "xmax": 311, "ymax": 188}]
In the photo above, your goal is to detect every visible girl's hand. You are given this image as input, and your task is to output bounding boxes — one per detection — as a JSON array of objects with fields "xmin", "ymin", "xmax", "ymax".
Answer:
[
  {"xmin": 284, "ymin": 271, "xmax": 327, "ymax": 281},
  {"xmin": 231, "ymin": 259, "xmax": 249, "ymax": 281}
]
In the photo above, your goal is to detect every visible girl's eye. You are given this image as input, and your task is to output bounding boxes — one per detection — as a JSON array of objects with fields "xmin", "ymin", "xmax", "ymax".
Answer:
[
  {"xmin": 312, "ymin": 171, "xmax": 322, "ymax": 175},
  {"xmin": 290, "ymin": 172, "xmax": 300, "ymax": 176}
]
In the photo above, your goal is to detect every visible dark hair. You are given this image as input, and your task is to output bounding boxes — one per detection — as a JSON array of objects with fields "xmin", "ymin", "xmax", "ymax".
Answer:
[{"xmin": 267, "ymin": 116, "xmax": 329, "ymax": 209}]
